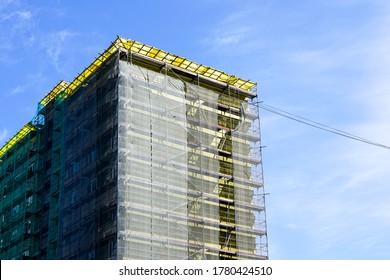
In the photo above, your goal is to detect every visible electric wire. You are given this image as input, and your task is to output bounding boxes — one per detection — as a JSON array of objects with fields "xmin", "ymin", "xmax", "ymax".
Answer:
[{"xmin": 259, "ymin": 103, "xmax": 390, "ymax": 150}]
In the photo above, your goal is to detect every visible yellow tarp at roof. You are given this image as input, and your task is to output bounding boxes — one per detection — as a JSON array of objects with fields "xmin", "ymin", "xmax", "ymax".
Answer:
[
  {"xmin": 115, "ymin": 37, "xmax": 256, "ymax": 91},
  {"xmin": 0, "ymin": 123, "xmax": 36, "ymax": 159},
  {"xmin": 38, "ymin": 36, "xmax": 256, "ymax": 110},
  {"xmin": 2, "ymin": 36, "xmax": 256, "ymax": 158},
  {"xmin": 39, "ymin": 80, "xmax": 69, "ymax": 107}
]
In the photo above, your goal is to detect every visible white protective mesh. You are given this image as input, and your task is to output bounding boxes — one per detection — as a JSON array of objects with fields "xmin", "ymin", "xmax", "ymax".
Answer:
[
  {"xmin": 116, "ymin": 59, "xmax": 267, "ymax": 260},
  {"xmin": 232, "ymin": 98, "xmax": 267, "ymax": 259},
  {"xmin": 185, "ymin": 82, "xmax": 220, "ymax": 259},
  {"xmin": 117, "ymin": 61, "xmax": 189, "ymax": 259}
]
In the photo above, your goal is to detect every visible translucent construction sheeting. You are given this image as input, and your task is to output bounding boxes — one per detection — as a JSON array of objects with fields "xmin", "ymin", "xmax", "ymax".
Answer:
[
  {"xmin": 232, "ymin": 93, "xmax": 268, "ymax": 259},
  {"xmin": 185, "ymin": 81, "xmax": 221, "ymax": 260},
  {"xmin": 117, "ymin": 61, "xmax": 189, "ymax": 259},
  {"xmin": 116, "ymin": 56, "xmax": 267, "ymax": 260}
]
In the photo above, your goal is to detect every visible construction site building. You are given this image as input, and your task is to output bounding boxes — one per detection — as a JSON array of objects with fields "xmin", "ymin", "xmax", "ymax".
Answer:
[{"xmin": 0, "ymin": 37, "xmax": 268, "ymax": 260}]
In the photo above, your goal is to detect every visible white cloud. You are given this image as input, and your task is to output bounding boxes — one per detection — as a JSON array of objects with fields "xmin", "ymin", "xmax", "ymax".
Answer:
[
  {"xmin": 9, "ymin": 84, "xmax": 26, "ymax": 95},
  {"xmin": 212, "ymin": 25, "xmax": 251, "ymax": 47},
  {"xmin": 41, "ymin": 30, "xmax": 78, "ymax": 74},
  {"xmin": 0, "ymin": 1, "xmax": 78, "ymax": 74},
  {"xmin": 0, "ymin": 127, "xmax": 9, "ymax": 145},
  {"xmin": 0, "ymin": 1, "xmax": 34, "ymax": 55},
  {"xmin": 202, "ymin": 8, "xmax": 258, "ymax": 53},
  {"xmin": 0, "ymin": 0, "xmax": 17, "ymax": 11},
  {"xmin": 0, "ymin": 10, "xmax": 32, "ymax": 33},
  {"xmin": 267, "ymin": 145, "xmax": 390, "ymax": 258},
  {"xmin": 1, "ymin": 10, "xmax": 31, "ymax": 21},
  {"xmin": 262, "ymin": 10, "xmax": 390, "ymax": 255},
  {"xmin": 265, "ymin": 106, "xmax": 390, "ymax": 258}
]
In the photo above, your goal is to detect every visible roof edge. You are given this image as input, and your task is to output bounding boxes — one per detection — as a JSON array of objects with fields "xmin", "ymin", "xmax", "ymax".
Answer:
[
  {"xmin": 1, "ymin": 36, "xmax": 257, "ymax": 158},
  {"xmin": 0, "ymin": 123, "xmax": 36, "ymax": 159}
]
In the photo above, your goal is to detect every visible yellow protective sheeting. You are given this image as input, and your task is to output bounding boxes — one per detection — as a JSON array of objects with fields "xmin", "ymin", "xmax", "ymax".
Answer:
[
  {"xmin": 116, "ymin": 37, "xmax": 256, "ymax": 91},
  {"xmin": 3, "ymin": 36, "xmax": 256, "ymax": 159},
  {"xmin": 38, "ymin": 36, "xmax": 256, "ymax": 109},
  {"xmin": 39, "ymin": 80, "xmax": 69, "ymax": 107},
  {"xmin": 0, "ymin": 123, "xmax": 36, "ymax": 159},
  {"xmin": 63, "ymin": 50, "xmax": 115, "ymax": 99}
]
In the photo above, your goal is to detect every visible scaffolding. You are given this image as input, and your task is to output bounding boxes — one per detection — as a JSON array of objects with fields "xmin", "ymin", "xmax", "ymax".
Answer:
[
  {"xmin": 0, "ymin": 123, "xmax": 40, "ymax": 259},
  {"xmin": 116, "ymin": 50, "xmax": 267, "ymax": 259},
  {"xmin": 0, "ymin": 36, "xmax": 268, "ymax": 259}
]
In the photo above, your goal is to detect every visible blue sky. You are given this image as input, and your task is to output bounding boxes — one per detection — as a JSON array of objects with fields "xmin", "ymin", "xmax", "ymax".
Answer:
[{"xmin": 1, "ymin": 0, "xmax": 390, "ymax": 260}]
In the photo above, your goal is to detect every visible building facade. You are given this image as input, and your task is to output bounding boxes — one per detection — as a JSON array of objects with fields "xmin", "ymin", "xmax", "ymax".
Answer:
[{"xmin": 0, "ymin": 37, "xmax": 268, "ymax": 260}]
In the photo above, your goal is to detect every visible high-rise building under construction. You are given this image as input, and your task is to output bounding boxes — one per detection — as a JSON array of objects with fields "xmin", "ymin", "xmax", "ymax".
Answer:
[{"xmin": 0, "ymin": 37, "xmax": 268, "ymax": 260}]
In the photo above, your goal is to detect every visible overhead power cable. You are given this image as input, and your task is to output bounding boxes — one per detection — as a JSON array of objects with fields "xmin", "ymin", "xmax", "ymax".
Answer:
[{"xmin": 259, "ymin": 103, "xmax": 390, "ymax": 150}]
